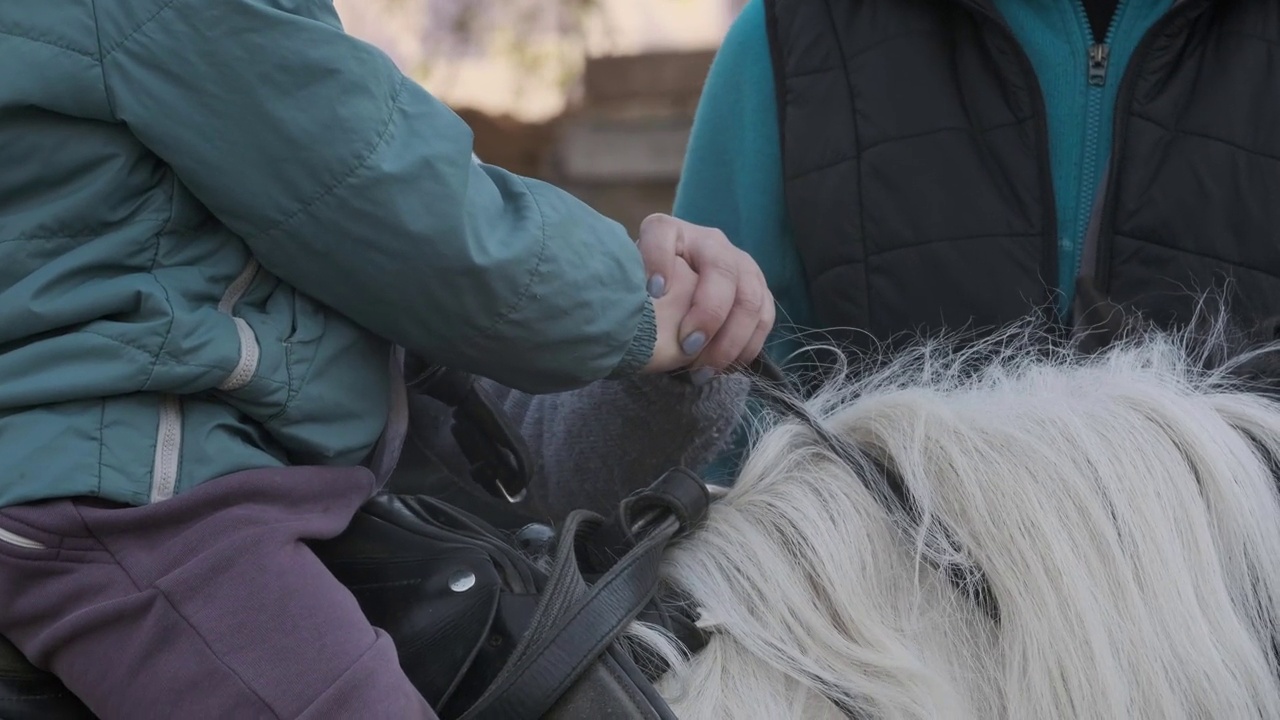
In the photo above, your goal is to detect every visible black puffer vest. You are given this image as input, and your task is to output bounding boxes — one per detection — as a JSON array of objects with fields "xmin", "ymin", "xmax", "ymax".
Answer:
[{"xmin": 765, "ymin": 0, "xmax": 1280, "ymax": 350}]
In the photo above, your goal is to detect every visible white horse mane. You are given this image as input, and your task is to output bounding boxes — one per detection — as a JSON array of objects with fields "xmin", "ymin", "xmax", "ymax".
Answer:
[{"xmin": 631, "ymin": 311, "xmax": 1280, "ymax": 719}]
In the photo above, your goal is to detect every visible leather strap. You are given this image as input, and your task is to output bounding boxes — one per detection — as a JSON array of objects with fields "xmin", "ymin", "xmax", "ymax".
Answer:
[
  {"xmin": 366, "ymin": 345, "xmax": 410, "ymax": 490},
  {"xmin": 631, "ymin": 583, "xmax": 708, "ymax": 681},
  {"xmin": 747, "ymin": 354, "xmax": 1002, "ymax": 623},
  {"xmin": 618, "ymin": 466, "xmax": 710, "ymax": 539},
  {"xmin": 585, "ymin": 467, "xmax": 709, "ymax": 573},
  {"xmin": 405, "ymin": 361, "xmax": 533, "ymax": 503},
  {"xmin": 542, "ymin": 644, "xmax": 677, "ymax": 720},
  {"xmin": 458, "ymin": 508, "xmax": 680, "ymax": 719}
]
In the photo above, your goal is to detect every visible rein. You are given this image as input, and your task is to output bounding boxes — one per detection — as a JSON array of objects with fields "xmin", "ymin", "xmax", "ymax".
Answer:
[{"xmin": 739, "ymin": 356, "xmax": 1001, "ymax": 623}]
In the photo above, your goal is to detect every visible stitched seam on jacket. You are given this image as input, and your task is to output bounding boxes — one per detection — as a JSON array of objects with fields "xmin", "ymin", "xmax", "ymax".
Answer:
[
  {"xmin": 1218, "ymin": 29, "xmax": 1280, "ymax": 48},
  {"xmin": 472, "ymin": 176, "xmax": 552, "ymax": 343},
  {"xmin": 841, "ymin": 28, "xmax": 940, "ymax": 65},
  {"xmin": 99, "ymin": 0, "xmax": 185, "ymax": 58},
  {"xmin": 264, "ymin": 308, "xmax": 327, "ymax": 425},
  {"xmin": 782, "ymin": 29, "xmax": 943, "ymax": 78},
  {"xmin": 247, "ymin": 76, "xmax": 410, "ymax": 243},
  {"xmin": 88, "ymin": 0, "xmax": 117, "ymax": 118},
  {"xmin": 787, "ymin": 64, "xmax": 840, "ymax": 81},
  {"xmin": 810, "ymin": 233, "xmax": 1042, "ymax": 283},
  {"xmin": 0, "ymin": 27, "xmax": 96, "ymax": 58},
  {"xmin": 1130, "ymin": 113, "xmax": 1280, "ymax": 163},
  {"xmin": 77, "ymin": 329, "xmax": 288, "ymax": 388},
  {"xmin": 785, "ymin": 118, "xmax": 1030, "ymax": 182},
  {"xmin": 1114, "ymin": 233, "xmax": 1280, "ymax": 281},
  {"xmin": 0, "ymin": 215, "xmax": 174, "ymax": 245},
  {"xmin": 860, "ymin": 116, "xmax": 1029, "ymax": 153},
  {"xmin": 262, "ymin": 341, "xmax": 295, "ymax": 424},
  {"xmin": 140, "ymin": 176, "xmax": 179, "ymax": 391},
  {"xmin": 96, "ymin": 399, "xmax": 106, "ymax": 496},
  {"xmin": 877, "ymin": 232, "xmax": 1039, "ymax": 255},
  {"xmin": 820, "ymin": 0, "xmax": 870, "ymax": 324}
]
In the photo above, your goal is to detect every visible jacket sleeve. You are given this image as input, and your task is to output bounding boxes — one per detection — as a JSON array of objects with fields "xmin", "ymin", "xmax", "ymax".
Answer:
[{"xmin": 95, "ymin": 0, "xmax": 654, "ymax": 394}]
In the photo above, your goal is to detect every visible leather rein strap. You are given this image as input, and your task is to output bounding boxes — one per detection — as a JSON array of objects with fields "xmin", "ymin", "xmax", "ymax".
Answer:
[
  {"xmin": 457, "ymin": 467, "xmax": 709, "ymax": 720},
  {"xmin": 404, "ymin": 361, "xmax": 533, "ymax": 504},
  {"xmin": 741, "ymin": 355, "xmax": 1000, "ymax": 622}
]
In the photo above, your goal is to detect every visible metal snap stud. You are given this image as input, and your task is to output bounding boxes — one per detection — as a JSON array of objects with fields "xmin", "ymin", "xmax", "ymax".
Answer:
[{"xmin": 448, "ymin": 569, "xmax": 476, "ymax": 593}]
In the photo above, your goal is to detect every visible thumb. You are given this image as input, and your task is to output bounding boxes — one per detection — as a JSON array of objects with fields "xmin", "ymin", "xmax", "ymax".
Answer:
[{"xmin": 637, "ymin": 213, "xmax": 682, "ymax": 299}]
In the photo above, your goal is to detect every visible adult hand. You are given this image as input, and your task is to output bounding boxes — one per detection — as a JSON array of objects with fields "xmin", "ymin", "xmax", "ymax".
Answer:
[{"xmin": 638, "ymin": 214, "xmax": 775, "ymax": 382}]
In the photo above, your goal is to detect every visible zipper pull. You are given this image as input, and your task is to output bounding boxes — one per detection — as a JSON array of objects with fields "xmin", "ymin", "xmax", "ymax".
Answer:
[{"xmin": 1088, "ymin": 43, "xmax": 1110, "ymax": 86}]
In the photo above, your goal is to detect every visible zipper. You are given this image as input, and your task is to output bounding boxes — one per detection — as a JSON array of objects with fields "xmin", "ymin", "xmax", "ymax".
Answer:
[
  {"xmin": 0, "ymin": 526, "xmax": 46, "ymax": 550},
  {"xmin": 149, "ymin": 394, "xmax": 184, "ymax": 503},
  {"xmin": 1088, "ymin": 43, "xmax": 1110, "ymax": 87},
  {"xmin": 216, "ymin": 257, "xmax": 263, "ymax": 392},
  {"xmin": 1068, "ymin": 0, "xmax": 1126, "ymax": 297},
  {"xmin": 217, "ymin": 257, "xmax": 260, "ymax": 313},
  {"xmin": 1093, "ymin": 0, "xmax": 1204, "ymax": 292},
  {"xmin": 218, "ymin": 317, "xmax": 261, "ymax": 392}
]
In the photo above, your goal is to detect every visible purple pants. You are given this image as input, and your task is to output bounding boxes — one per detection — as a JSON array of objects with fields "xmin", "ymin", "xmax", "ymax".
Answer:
[{"xmin": 0, "ymin": 467, "xmax": 437, "ymax": 720}]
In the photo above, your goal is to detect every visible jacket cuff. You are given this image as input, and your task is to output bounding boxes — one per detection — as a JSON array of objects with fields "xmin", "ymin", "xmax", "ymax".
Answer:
[{"xmin": 607, "ymin": 297, "xmax": 657, "ymax": 378}]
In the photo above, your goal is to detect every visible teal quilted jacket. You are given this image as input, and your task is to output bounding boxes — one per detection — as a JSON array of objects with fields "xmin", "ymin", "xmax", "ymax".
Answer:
[{"xmin": 0, "ymin": 0, "xmax": 656, "ymax": 508}]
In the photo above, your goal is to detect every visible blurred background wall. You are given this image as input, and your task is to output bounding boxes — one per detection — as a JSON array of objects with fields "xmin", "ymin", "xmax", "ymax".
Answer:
[{"xmin": 332, "ymin": 0, "xmax": 747, "ymax": 235}]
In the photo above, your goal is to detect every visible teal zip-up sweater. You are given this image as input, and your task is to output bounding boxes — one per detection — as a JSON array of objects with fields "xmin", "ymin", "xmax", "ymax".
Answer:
[{"xmin": 676, "ymin": 0, "xmax": 1173, "ymax": 479}]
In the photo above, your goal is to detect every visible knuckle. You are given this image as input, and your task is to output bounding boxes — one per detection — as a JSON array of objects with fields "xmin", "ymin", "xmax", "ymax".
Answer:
[
  {"xmin": 751, "ymin": 321, "xmax": 774, "ymax": 350},
  {"xmin": 708, "ymin": 255, "xmax": 739, "ymax": 279},
  {"xmin": 705, "ymin": 227, "xmax": 731, "ymax": 248},
  {"xmin": 762, "ymin": 303, "xmax": 778, "ymax": 327},
  {"xmin": 700, "ymin": 298, "xmax": 734, "ymax": 324},
  {"xmin": 736, "ymin": 286, "xmax": 765, "ymax": 314}
]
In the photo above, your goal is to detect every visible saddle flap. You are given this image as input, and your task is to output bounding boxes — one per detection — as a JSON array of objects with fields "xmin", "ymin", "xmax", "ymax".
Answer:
[
  {"xmin": 543, "ymin": 646, "xmax": 676, "ymax": 720},
  {"xmin": 312, "ymin": 503, "xmax": 506, "ymax": 709}
]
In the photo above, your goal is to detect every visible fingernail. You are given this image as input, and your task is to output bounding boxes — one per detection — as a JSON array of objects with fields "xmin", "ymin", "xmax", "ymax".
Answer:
[
  {"xmin": 647, "ymin": 274, "xmax": 666, "ymax": 298},
  {"xmin": 690, "ymin": 367, "xmax": 716, "ymax": 386},
  {"xmin": 681, "ymin": 331, "xmax": 706, "ymax": 356}
]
